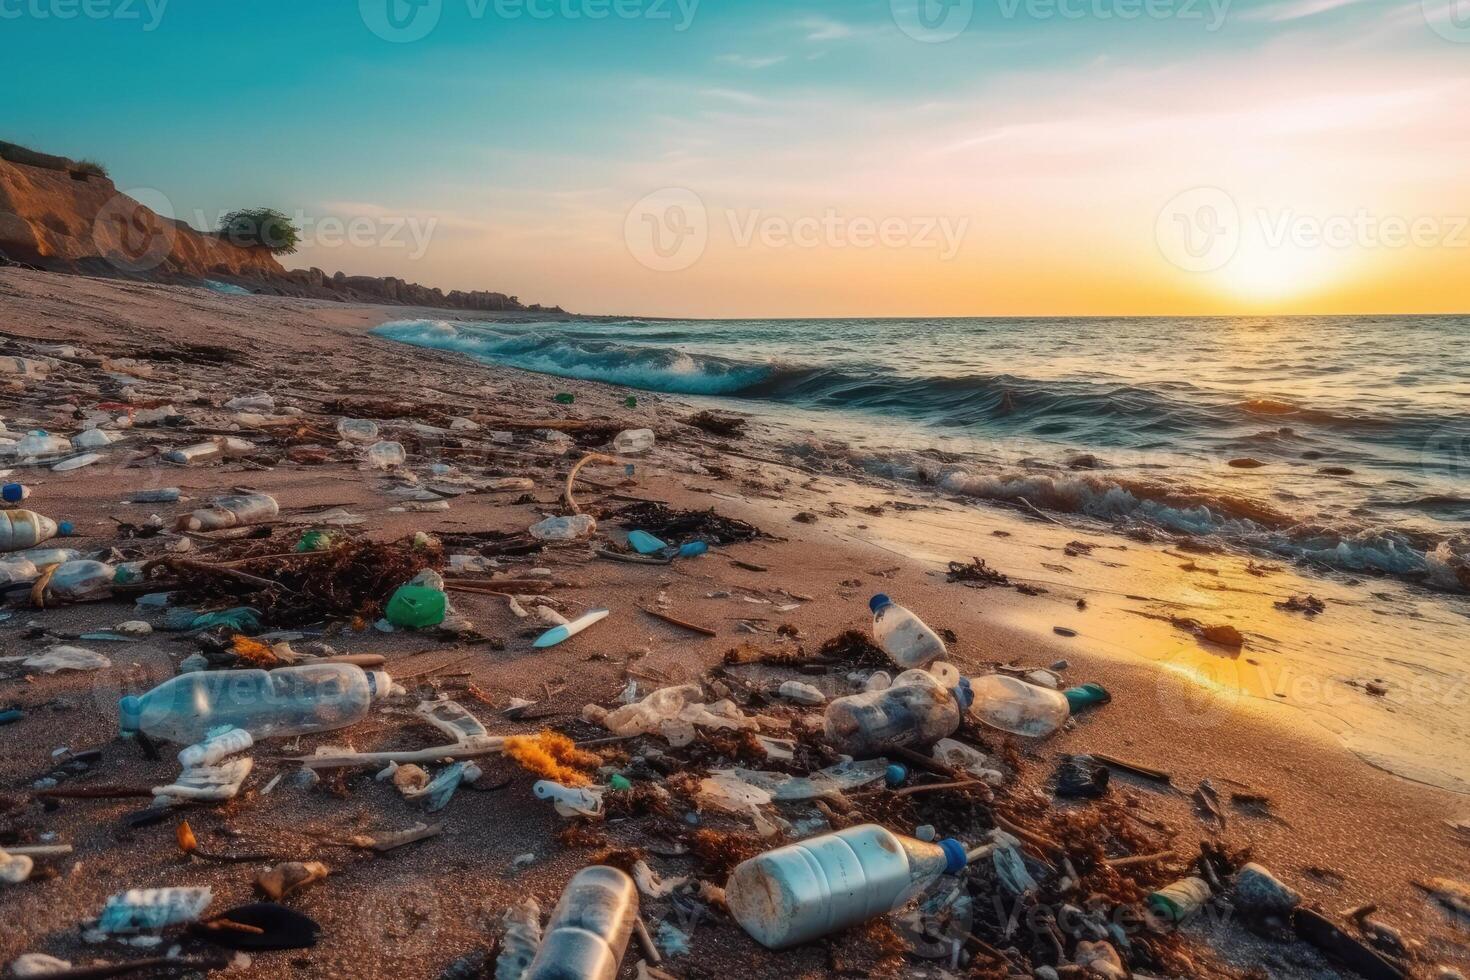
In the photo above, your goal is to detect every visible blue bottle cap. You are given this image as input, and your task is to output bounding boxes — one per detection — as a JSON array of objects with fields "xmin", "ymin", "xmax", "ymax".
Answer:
[
  {"xmin": 1, "ymin": 483, "xmax": 24, "ymax": 503},
  {"xmin": 58, "ymin": 521, "xmax": 75, "ymax": 536},
  {"xmin": 885, "ymin": 763, "xmax": 908, "ymax": 787},
  {"xmin": 869, "ymin": 593, "xmax": 892, "ymax": 613},
  {"xmin": 119, "ymin": 695, "xmax": 142, "ymax": 734},
  {"xmin": 952, "ymin": 676, "xmax": 974, "ymax": 711},
  {"xmin": 939, "ymin": 838, "xmax": 968, "ymax": 875}
]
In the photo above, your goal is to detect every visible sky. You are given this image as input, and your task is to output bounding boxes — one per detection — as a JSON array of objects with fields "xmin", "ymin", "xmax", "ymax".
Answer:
[{"xmin": 7, "ymin": 0, "xmax": 1470, "ymax": 317}]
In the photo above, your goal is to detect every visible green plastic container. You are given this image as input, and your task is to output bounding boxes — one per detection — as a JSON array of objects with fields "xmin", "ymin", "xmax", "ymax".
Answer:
[
  {"xmin": 385, "ymin": 585, "xmax": 447, "ymax": 628},
  {"xmin": 296, "ymin": 530, "xmax": 334, "ymax": 552},
  {"xmin": 1064, "ymin": 683, "xmax": 1111, "ymax": 712}
]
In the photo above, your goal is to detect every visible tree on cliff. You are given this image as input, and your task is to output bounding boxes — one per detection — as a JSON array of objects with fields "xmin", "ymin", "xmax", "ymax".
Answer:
[{"xmin": 217, "ymin": 208, "xmax": 301, "ymax": 255}]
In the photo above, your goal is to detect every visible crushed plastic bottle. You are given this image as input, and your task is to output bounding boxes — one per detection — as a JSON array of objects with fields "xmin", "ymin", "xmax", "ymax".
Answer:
[
  {"xmin": 824, "ymin": 668, "xmax": 970, "ymax": 756},
  {"xmin": 529, "ymin": 514, "xmax": 597, "ymax": 541},
  {"xmin": 610, "ymin": 428, "xmax": 655, "ymax": 454},
  {"xmin": 119, "ymin": 664, "xmax": 392, "ymax": 744},
  {"xmin": 13, "ymin": 432, "xmax": 70, "ymax": 459},
  {"xmin": 162, "ymin": 437, "xmax": 253, "ymax": 465},
  {"xmin": 176, "ymin": 493, "xmax": 279, "ymax": 532},
  {"xmin": 524, "ymin": 866, "xmax": 639, "ymax": 980},
  {"xmin": 96, "ymin": 887, "xmax": 213, "ymax": 934},
  {"xmin": 71, "ymin": 428, "xmax": 115, "ymax": 450},
  {"xmin": 726, "ymin": 824, "xmax": 969, "ymax": 949},
  {"xmin": 869, "ymin": 594, "xmax": 947, "ymax": 669},
  {"xmin": 495, "ymin": 898, "xmax": 543, "ymax": 980},
  {"xmin": 363, "ymin": 441, "xmax": 406, "ymax": 470},
  {"xmin": 335, "ymin": 418, "xmax": 379, "ymax": 443},
  {"xmin": 47, "ymin": 560, "xmax": 115, "ymax": 601},
  {"xmin": 385, "ymin": 584, "xmax": 448, "ymax": 628},
  {"xmin": 0, "ymin": 510, "xmax": 58, "ymax": 551}
]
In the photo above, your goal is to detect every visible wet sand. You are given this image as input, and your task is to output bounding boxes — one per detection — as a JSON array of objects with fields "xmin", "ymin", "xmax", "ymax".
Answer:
[{"xmin": 0, "ymin": 268, "xmax": 1466, "ymax": 978}]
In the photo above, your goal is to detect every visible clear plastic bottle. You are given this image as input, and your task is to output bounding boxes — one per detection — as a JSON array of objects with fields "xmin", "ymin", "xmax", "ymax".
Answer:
[
  {"xmin": 363, "ymin": 441, "xmax": 406, "ymax": 469},
  {"xmin": 529, "ymin": 514, "xmax": 597, "ymax": 541},
  {"xmin": 119, "ymin": 664, "xmax": 392, "ymax": 744},
  {"xmin": 726, "ymin": 824, "xmax": 968, "ymax": 949},
  {"xmin": 967, "ymin": 674, "xmax": 1070, "ymax": 737},
  {"xmin": 176, "ymin": 493, "xmax": 279, "ymax": 532},
  {"xmin": 524, "ymin": 865, "xmax": 639, "ymax": 980},
  {"xmin": 869, "ymin": 594, "xmax": 947, "ymax": 669},
  {"xmin": 48, "ymin": 560, "xmax": 115, "ymax": 600},
  {"xmin": 610, "ymin": 429, "xmax": 655, "ymax": 454},
  {"xmin": 14, "ymin": 432, "xmax": 71, "ymax": 458},
  {"xmin": 0, "ymin": 510, "xmax": 58, "ymax": 551},
  {"xmin": 823, "ymin": 669, "xmax": 970, "ymax": 756},
  {"xmin": 336, "ymin": 418, "xmax": 379, "ymax": 443}
]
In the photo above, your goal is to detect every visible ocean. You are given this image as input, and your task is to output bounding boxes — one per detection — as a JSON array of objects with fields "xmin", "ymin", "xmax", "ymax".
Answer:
[{"xmin": 374, "ymin": 315, "xmax": 1470, "ymax": 593}]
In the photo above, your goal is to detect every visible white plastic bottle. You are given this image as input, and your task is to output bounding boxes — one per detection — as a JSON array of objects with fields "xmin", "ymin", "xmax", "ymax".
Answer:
[
  {"xmin": 524, "ymin": 865, "xmax": 639, "ymax": 980},
  {"xmin": 48, "ymin": 560, "xmax": 115, "ymax": 601},
  {"xmin": 824, "ymin": 669, "xmax": 969, "ymax": 756},
  {"xmin": 869, "ymin": 594, "xmax": 947, "ymax": 669},
  {"xmin": 967, "ymin": 674, "xmax": 1070, "ymax": 737},
  {"xmin": 119, "ymin": 664, "xmax": 392, "ymax": 744},
  {"xmin": 0, "ymin": 510, "xmax": 59, "ymax": 551},
  {"xmin": 176, "ymin": 493, "xmax": 279, "ymax": 532},
  {"xmin": 726, "ymin": 824, "xmax": 969, "ymax": 949}
]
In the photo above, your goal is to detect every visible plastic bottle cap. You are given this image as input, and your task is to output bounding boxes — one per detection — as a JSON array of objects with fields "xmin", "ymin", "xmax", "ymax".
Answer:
[
  {"xmin": 1, "ymin": 484, "xmax": 24, "ymax": 503},
  {"xmin": 868, "ymin": 593, "xmax": 892, "ymax": 614},
  {"xmin": 368, "ymin": 671, "xmax": 393, "ymax": 699},
  {"xmin": 119, "ymin": 695, "xmax": 142, "ymax": 733},
  {"xmin": 952, "ymin": 676, "xmax": 974, "ymax": 711},
  {"xmin": 58, "ymin": 521, "xmax": 75, "ymax": 536},
  {"xmin": 885, "ymin": 763, "xmax": 908, "ymax": 787},
  {"xmin": 939, "ymin": 838, "xmax": 968, "ymax": 875}
]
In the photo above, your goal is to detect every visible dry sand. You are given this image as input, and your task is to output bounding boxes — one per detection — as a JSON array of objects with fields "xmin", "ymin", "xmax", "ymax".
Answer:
[{"xmin": 0, "ymin": 268, "xmax": 1466, "ymax": 978}]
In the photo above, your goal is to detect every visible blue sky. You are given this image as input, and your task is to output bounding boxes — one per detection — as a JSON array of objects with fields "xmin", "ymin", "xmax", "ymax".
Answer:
[{"xmin": 8, "ymin": 0, "xmax": 1469, "ymax": 315}]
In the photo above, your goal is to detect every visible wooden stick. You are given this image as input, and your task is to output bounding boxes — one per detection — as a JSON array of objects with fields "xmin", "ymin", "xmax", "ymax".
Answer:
[
  {"xmin": 1105, "ymin": 850, "xmax": 1178, "ymax": 869},
  {"xmin": 633, "ymin": 916, "xmax": 662, "ymax": 965},
  {"xmin": 596, "ymin": 548, "xmax": 672, "ymax": 566},
  {"xmin": 288, "ymin": 738, "xmax": 506, "ymax": 769},
  {"xmin": 1092, "ymin": 753, "xmax": 1172, "ymax": 784},
  {"xmin": 994, "ymin": 813, "xmax": 1064, "ymax": 855},
  {"xmin": 639, "ymin": 606, "xmax": 717, "ymax": 637},
  {"xmin": 565, "ymin": 451, "xmax": 617, "ymax": 515},
  {"xmin": 34, "ymin": 785, "xmax": 155, "ymax": 800}
]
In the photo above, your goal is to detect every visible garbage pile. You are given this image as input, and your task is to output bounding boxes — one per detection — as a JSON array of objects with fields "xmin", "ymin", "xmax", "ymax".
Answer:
[{"xmin": 0, "ymin": 336, "xmax": 1459, "ymax": 980}]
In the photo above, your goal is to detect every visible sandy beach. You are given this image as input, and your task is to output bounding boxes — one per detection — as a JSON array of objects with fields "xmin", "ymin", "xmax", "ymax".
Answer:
[{"xmin": 0, "ymin": 268, "xmax": 1466, "ymax": 979}]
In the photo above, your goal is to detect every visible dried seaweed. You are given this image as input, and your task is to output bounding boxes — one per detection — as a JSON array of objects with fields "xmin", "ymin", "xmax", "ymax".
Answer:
[
  {"xmin": 685, "ymin": 411, "xmax": 747, "ymax": 438},
  {"xmin": 947, "ymin": 556, "xmax": 1011, "ymax": 587},
  {"xmin": 611, "ymin": 501, "xmax": 763, "ymax": 544},
  {"xmin": 814, "ymin": 630, "xmax": 890, "ymax": 669}
]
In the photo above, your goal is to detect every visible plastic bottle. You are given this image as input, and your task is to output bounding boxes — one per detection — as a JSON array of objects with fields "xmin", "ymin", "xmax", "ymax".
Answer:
[
  {"xmin": 176, "ymin": 493, "xmax": 279, "ymax": 532},
  {"xmin": 524, "ymin": 865, "xmax": 639, "ymax": 980},
  {"xmin": 336, "ymin": 418, "xmax": 379, "ymax": 443},
  {"xmin": 726, "ymin": 824, "xmax": 969, "ymax": 949},
  {"xmin": 0, "ymin": 510, "xmax": 58, "ymax": 551},
  {"xmin": 823, "ymin": 669, "xmax": 970, "ymax": 756},
  {"xmin": 965, "ymin": 676, "xmax": 1111, "ymax": 737},
  {"xmin": 529, "ymin": 514, "xmax": 597, "ymax": 541},
  {"xmin": 162, "ymin": 437, "xmax": 254, "ymax": 465},
  {"xmin": 869, "ymin": 594, "xmax": 946, "ymax": 669},
  {"xmin": 119, "ymin": 664, "xmax": 392, "ymax": 744},
  {"xmin": 48, "ymin": 560, "xmax": 115, "ymax": 601},
  {"xmin": 363, "ymin": 441, "xmax": 406, "ymax": 469},
  {"xmin": 610, "ymin": 429, "xmax": 655, "ymax": 454},
  {"xmin": 71, "ymin": 428, "xmax": 114, "ymax": 450},
  {"xmin": 14, "ymin": 432, "xmax": 71, "ymax": 458}
]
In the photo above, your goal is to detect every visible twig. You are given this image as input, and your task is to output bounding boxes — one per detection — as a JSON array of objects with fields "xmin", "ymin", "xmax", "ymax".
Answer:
[
  {"xmin": 1092, "ymin": 753, "xmax": 1172, "ymax": 784},
  {"xmin": 596, "ymin": 548, "xmax": 671, "ymax": 566},
  {"xmin": 634, "ymin": 916, "xmax": 662, "ymax": 965},
  {"xmin": 1015, "ymin": 496, "xmax": 1067, "ymax": 528},
  {"xmin": 639, "ymin": 606, "xmax": 717, "ymax": 637},
  {"xmin": 1105, "ymin": 850, "xmax": 1178, "ymax": 869}
]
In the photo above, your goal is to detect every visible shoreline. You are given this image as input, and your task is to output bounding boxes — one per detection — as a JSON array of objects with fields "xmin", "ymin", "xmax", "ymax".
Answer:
[{"xmin": 0, "ymin": 268, "xmax": 1466, "ymax": 978}]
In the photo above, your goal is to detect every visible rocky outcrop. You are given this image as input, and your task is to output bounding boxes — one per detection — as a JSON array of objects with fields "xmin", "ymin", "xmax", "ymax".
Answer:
[
  {"xmin": 0, "ymin": 156, "xmax": 286, "ymax": 280},
  {"xmin": 0, "ymin": 144, "xmax": 558, "ymax": 314}
]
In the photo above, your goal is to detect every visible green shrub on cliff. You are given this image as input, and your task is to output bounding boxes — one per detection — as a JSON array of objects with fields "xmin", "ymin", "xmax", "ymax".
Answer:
[
  {"xmin": 73, "ymin": 159, "xmax": 108, "ymax": 178},
  {"xmin": 217, "ymin": 207, "xmax": 301, "ymax": 255}
]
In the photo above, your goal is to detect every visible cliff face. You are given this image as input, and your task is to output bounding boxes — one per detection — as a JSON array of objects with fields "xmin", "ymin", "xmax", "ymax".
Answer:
[
  {"xmin": 0, "ymin": 157, "xmax": 286, "ymax": 280},
  {"xmin": 0, "ymin": 147, "xmax": 557, "ymax": 314}
]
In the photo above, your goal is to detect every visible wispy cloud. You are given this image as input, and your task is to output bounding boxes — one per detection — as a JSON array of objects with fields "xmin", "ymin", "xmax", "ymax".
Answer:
[
  {"xmin": 699, "ymin": 87, "xmax": 770, "ymax": 106},
  {"xmin": 1239, "ymin": 0, "xmax": 1379, "ymax": 21},
  {"xmin": 717, "ymin": 53, "xmax": 788, "ymax": 69},
  {"xmin": 797, "ymin": 15, "xmax": 860, "ymax": 40}
]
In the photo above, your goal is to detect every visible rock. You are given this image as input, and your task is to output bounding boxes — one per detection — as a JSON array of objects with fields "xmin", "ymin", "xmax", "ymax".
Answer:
[{"xmin": 1233, "ymin": 863, "xmax": 1301, "ymax": 915}]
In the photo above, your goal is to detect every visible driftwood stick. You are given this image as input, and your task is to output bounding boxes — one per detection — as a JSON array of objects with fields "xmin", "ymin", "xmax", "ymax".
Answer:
[{"xmin": 639, "ymin": 606, "xmax": 717, "ymax": 637}]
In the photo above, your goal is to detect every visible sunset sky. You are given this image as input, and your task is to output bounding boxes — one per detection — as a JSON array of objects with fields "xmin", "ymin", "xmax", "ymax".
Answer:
[{"xmin": 8, "ymin": 0, "xmax": 1469, "ymax": 316}]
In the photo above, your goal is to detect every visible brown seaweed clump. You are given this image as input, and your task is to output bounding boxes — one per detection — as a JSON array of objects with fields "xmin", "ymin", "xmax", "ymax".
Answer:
[
  {"xmin": 503, "ymin": 730, "xmax": 602, "ymax": 787},
  {"xmin": 947, "ymin": 556, "xmax": 1011, "ymax": 587}
]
